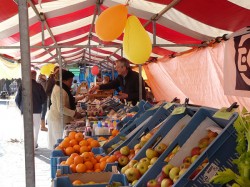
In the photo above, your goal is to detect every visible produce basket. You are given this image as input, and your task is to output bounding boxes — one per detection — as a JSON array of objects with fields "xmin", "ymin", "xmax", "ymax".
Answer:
[
  {"xmin": 134, "ymin": 107, "xmax": 238, "ymax": 187},
  {"xmin": 109, "ymin": 104, "xmax": 176, "ymax": 155},
  {"xmin": 133, "ymin": 106, "xmax": 196, "ymax": 161}
]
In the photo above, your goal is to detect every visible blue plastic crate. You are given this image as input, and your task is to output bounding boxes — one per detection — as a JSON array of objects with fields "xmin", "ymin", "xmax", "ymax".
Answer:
[
  {"xmin": 109, "ymin": 105, "xmax": 175, "ymax": 155},
  {"xmin": 54, "ymin": 172, "xmax": 129, "ymax": 187},
  {"xmin": 133, "ymin": 106, "xmax": 196, "ymax": 161},
  {"xmin": 134, "ymin": 107, "xmax": 238, "ymax": 187}
]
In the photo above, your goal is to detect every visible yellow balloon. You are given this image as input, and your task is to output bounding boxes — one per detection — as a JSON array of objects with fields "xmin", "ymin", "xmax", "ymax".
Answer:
[
  {"xmin": 95, "ymin": 4, "xmax": 128, "ymax": 41},
  {"xmin": 123, "ymin": 16, "xmax": 152, "ymax": 64},
  {"xmin": 40, "ymin": 63, "xmax": 56, "ymax": 76}
]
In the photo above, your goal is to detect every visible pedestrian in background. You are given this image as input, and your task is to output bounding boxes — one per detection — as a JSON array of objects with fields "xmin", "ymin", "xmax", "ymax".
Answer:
[
  {"xmin": 38, "ymin": 73, "xmax": 48, "ymax": 131},
  {"xmin": 15, "ymin": 70, "xmax": 47, "ymax": 149}
]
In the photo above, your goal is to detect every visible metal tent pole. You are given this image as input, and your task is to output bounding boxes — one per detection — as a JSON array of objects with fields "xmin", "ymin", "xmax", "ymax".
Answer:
[
  {"xmin": 139, "ymin": 65, "xmax": 142, "ymax": 101},
  {"xmin": 18, "ymin": 0, "xmax": 35, "ymax": 186}
]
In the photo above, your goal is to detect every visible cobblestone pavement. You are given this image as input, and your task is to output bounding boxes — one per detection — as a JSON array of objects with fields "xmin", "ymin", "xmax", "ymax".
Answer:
[{"xmin": 0, "ymin": 103, "xmax": 52, "ymax": 187}]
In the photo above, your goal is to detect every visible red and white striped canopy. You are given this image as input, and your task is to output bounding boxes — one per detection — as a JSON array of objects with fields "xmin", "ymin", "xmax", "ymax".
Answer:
[{"xmin": 0, "ymin": 0, "xmax": 249, "ymax": 68}]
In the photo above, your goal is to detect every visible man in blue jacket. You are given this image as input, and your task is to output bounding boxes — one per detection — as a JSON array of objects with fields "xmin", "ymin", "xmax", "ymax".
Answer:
[
  {"xmin": 89, "ymin": 58, "xmax": 146, "ymax": 106},
  {"xmin": 15, "ymin": 70, "xmax": 47, "ymax": 149}
]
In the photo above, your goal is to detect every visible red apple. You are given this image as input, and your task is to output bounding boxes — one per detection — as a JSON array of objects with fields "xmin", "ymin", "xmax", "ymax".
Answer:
[
  {"xmin": 189, "ymin": 167, "xmax": 202, "ymax": 179},
  {"xmin": 161, "ymin": 178, "xmax": 173, "ymax": 187},
  {"xmin": 156, "ymin": 173, "xmax": 166, "ymax": 185},
  {"xmin": 128, "ymin": 153, "xmax": 135, "ymax": 160},
  {"xmin": 125, "ymin": 167, "xmax": 141, "ymax": 182},
  {"xmin": 146, "ymin": 148, "xmax": 159, "ymax": 159},
  {"xmin": 182, "ymin": 156, "xmax": 192, "ymax": 164},
  {"xmin": 147, "ymin": 179, "xmax": 160, "ymax": 187},
  {"xmin": 180, "ymin": 162, "xmax": 191, "ymax": 169},
  {"xmin": 120, "ymin": 146, "xmax": 130, "ymax": 156},
  {"xmin": 191, "ymin": 147, "xmax": 201, "ymax": 156},
  {"xmin": 154, "ymin": 143, "xmax": 168, "ymax": 155},
  {"xmin": 118, "ymin": 155, "xmax": 129, "ymax": 166}
]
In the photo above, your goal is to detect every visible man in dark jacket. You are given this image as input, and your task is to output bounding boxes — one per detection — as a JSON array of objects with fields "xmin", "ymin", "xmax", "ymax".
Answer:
[
  {"xmin": 89, "ymin": 58, "xmax": 146, "ymax": 105},
  {"xmin": 15, "ymin": 70, "xmax": 47, "ymax": 149}
]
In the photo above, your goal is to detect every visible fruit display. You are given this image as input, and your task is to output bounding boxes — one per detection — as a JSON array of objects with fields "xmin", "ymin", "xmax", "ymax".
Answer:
[
  {"xmin": 54, "ymin": 132, "xmax": 101, "ymax": 156},
  {"xmin": 144, "ymin": 130, "xmax": 218, "ymax": 186},
  {"xmin": 119, "ymin": 142, "xmax": 168, "ymax": 185}
]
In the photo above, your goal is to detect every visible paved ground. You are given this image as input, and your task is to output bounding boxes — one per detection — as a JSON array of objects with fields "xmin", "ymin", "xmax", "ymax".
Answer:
[{"xmin": 0, "ymin": 102, "xmax": 52, "ymax": 187}]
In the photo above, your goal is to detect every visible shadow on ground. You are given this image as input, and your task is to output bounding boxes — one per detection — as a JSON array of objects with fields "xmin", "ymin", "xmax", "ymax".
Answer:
[{"xmin": 35, "ymin": 148, "xmax": 52, "ymax": 164}]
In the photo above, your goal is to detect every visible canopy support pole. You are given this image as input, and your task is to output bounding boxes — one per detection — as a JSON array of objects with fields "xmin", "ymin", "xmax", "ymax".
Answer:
[
  {"xmin": 139, "ymin": 65, "xmax": 142, "ymax": 101},
  {"xmin": 18, "ymin": 0, "xmax": 35, "ymax": 186},
  {"xmin": 58, "ymin": 48, "xmax": 64, "ymax": 128}
]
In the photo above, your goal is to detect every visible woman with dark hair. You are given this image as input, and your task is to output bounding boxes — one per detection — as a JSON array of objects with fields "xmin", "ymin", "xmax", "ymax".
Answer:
[{"xmin": 47, "ymin": 70, "xmax": 83, "ymax": 149}]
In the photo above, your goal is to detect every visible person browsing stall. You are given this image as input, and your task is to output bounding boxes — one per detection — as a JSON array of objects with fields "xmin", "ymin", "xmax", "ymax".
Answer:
[
  {"xmin": 47, "ymin": 70, "xmax": 84, "ymax": 149},
  {"xmin": 89, "ymin": 58, "xmax": 146, "ymax": 105}
]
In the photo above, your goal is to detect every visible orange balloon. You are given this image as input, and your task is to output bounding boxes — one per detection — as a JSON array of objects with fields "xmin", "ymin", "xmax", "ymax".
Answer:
[{"xmin": 95, "ymin": 4, "xmax": 128, "ymax": 41}]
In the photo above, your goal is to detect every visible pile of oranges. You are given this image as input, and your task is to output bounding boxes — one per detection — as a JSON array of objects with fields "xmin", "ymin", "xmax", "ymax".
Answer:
[
  {"xmin": 60, "ymin": 152, "xmax": 118, "ymax": 173},
  {"xmin": 54, "ymin": 131, "xmax": 101, "ymax": 156}
]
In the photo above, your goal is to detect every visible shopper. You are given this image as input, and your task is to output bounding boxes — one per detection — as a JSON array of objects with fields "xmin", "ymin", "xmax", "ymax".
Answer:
[
  {"xmin": 45, "ymin": 66, "xmax": 59, "ymax": 109},
  {"xmin": 89, "ymin": 58, "xmax": 146, "ymax": 105},
  {"xmin": 71, "ymin": 79, "xmax": 78, "ymax": 96},
  {"xmin": 37, "ymin": 73, "xmax": 48, "ymax": 131},
  {"xmin": 15, "ymin": 70, "xmax": 47, "ymax": 149},
  {"xmin": 47, "ymin": 70, "xmax": 84, "ymax": 149}
]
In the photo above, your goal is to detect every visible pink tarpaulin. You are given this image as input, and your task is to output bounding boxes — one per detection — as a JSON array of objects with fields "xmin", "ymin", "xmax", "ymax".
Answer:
[{"xmin": 144, "ymin": 41, "xmax": 250, "ymax": 110}]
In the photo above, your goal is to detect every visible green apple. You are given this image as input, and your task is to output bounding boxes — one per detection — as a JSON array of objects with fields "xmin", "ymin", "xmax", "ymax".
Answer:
[
  {"xmin": 150, "ymin": 157, "xmax": 158, "ymax": 165},
  {"xmin": 139, "ymin": 157, "xmax": 151, "ymax": 165},
  {"xmin": 161, "ymin": 164, "xmax": 174, "ymax": 177},
  {"xmin": 120, "ymin": 146, "xmax": 130, "ymax": 156},
  {"xmin": 128, "ymin": 160, "xmax": 138, "ymax": 167},
  {"xmin": 146, "ymin": 148, "xmax": 159, "ymax": 159},
  {"xmin": 124, "ymin": 167, "xmax": 141, "ymax": 182},
  {"xmin": 154, "ymin": 143, "xmax": 168, "ymax": 155},
  {"xmin": 179, "ymin": 168, "xmax": 187, "ymax": 176},
  {"xmin": 191, "ymin": 155, "xmax": 199, "ymax": 163},
  {"xmin": 136, "ymin": 162, "xmax": 149, "ymax": 175},
  {"xmin": 169, "ymin": 167, "xmax": 180, "ymax": 180}
]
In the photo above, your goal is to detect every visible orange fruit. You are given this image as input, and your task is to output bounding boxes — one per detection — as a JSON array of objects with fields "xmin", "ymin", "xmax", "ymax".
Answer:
[
  {"xmin": 68, "ymin": 131, "xmax": 77, "ymax": 140},
  {"xmin": 79, "ymin": 139, "xmax": 88, "ymax": 147},
  {"xmin": 74, "ymin": 155, "xmax": 84, "ymax": 165},
  {"xmin": 65, "ymin": 157, "xmax": 74, "ymax": 165},
  {"xmin": 90, "ymin": 157, "xmax": 97, "ymax": 165},
  {"xmin": 54, "ymin": 146, "xmax": 63, "ymax": 151},
  {"xmin": 65, "ymin": 146, "xmax": 75, "ymax": 156},
  {"xmin": 95, "ymin": 155, "xmax": 103, "ymax": 162},
  {"xmin": 60, "ymin": 161, "xmax": 66, "ymax": 165},
  {"xmin": 100, "ymin": 161, "xmax": 107, "ymax": 171},
  {"xmin": 87, "ymin": 145, "xmax": 92, "ymax": 152},
  {"xmin": 79, "ymin": 146, "xmax": 89, "ymax": 154},
  {"xmin": 106, "ymin": 155, "xmax": 117, "ymax": 163},
  {"xmin": 73, "ymin": 145, "xmax": 81, "ymax": 153},
  {"xmin": 84, "ymin": 161, "xmax": 94, "ymax": 170},
  {"xmin": 70, "ymin": 153, "xmax": 79, "ymax": 159},
  {"xmin": 60, "ymin": 140, "xmax": 70, "ymax": 148},
  {"xmin": 86, "ymin": 169, "xmax": 94, "ymax": 173},
  {"xmin": 112, "ymin": 129, "xmax": 119, "ymax": 136},
  {"xmin": 94, "ymin": 163, "xmax": 101, "ymax": 170},
  {"xmin": 72, "ymin": 179, "xmax": 83, "ymax": 185},
  {"xmin": 75, "ymin": 132, "xmax": 84, "ymax": 142},
  {"xmin": 86, "ymin": 137, "xmax": 94, "ymax": 143},
  {"xmin": 98, "ymin": 136, "xmax": 107, "ymax": 141},
  {"xmin": 81, "ymin": 152, "xmax": 91, "ymax": 161},
  {"xmin": 95, "ymin": 168, "xmax": 101, "ymax": 172},
  {"xmin": 89, "ymin": 152, "xmax": 94, "ymax": 157},
  {"xmin": 76, "ymin": 163, "xmax": 87, "ymax": 173},
  {"xmin": 69, "ymin": 139, "xmax": 78, "ymax": 147},
  {"xmin": 70, "ymin": 163, "xmax": 77, "ymax": 173},
  {"xmin": 90, "ymin": 140, "xmax": 100, "ymax": 148}
]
